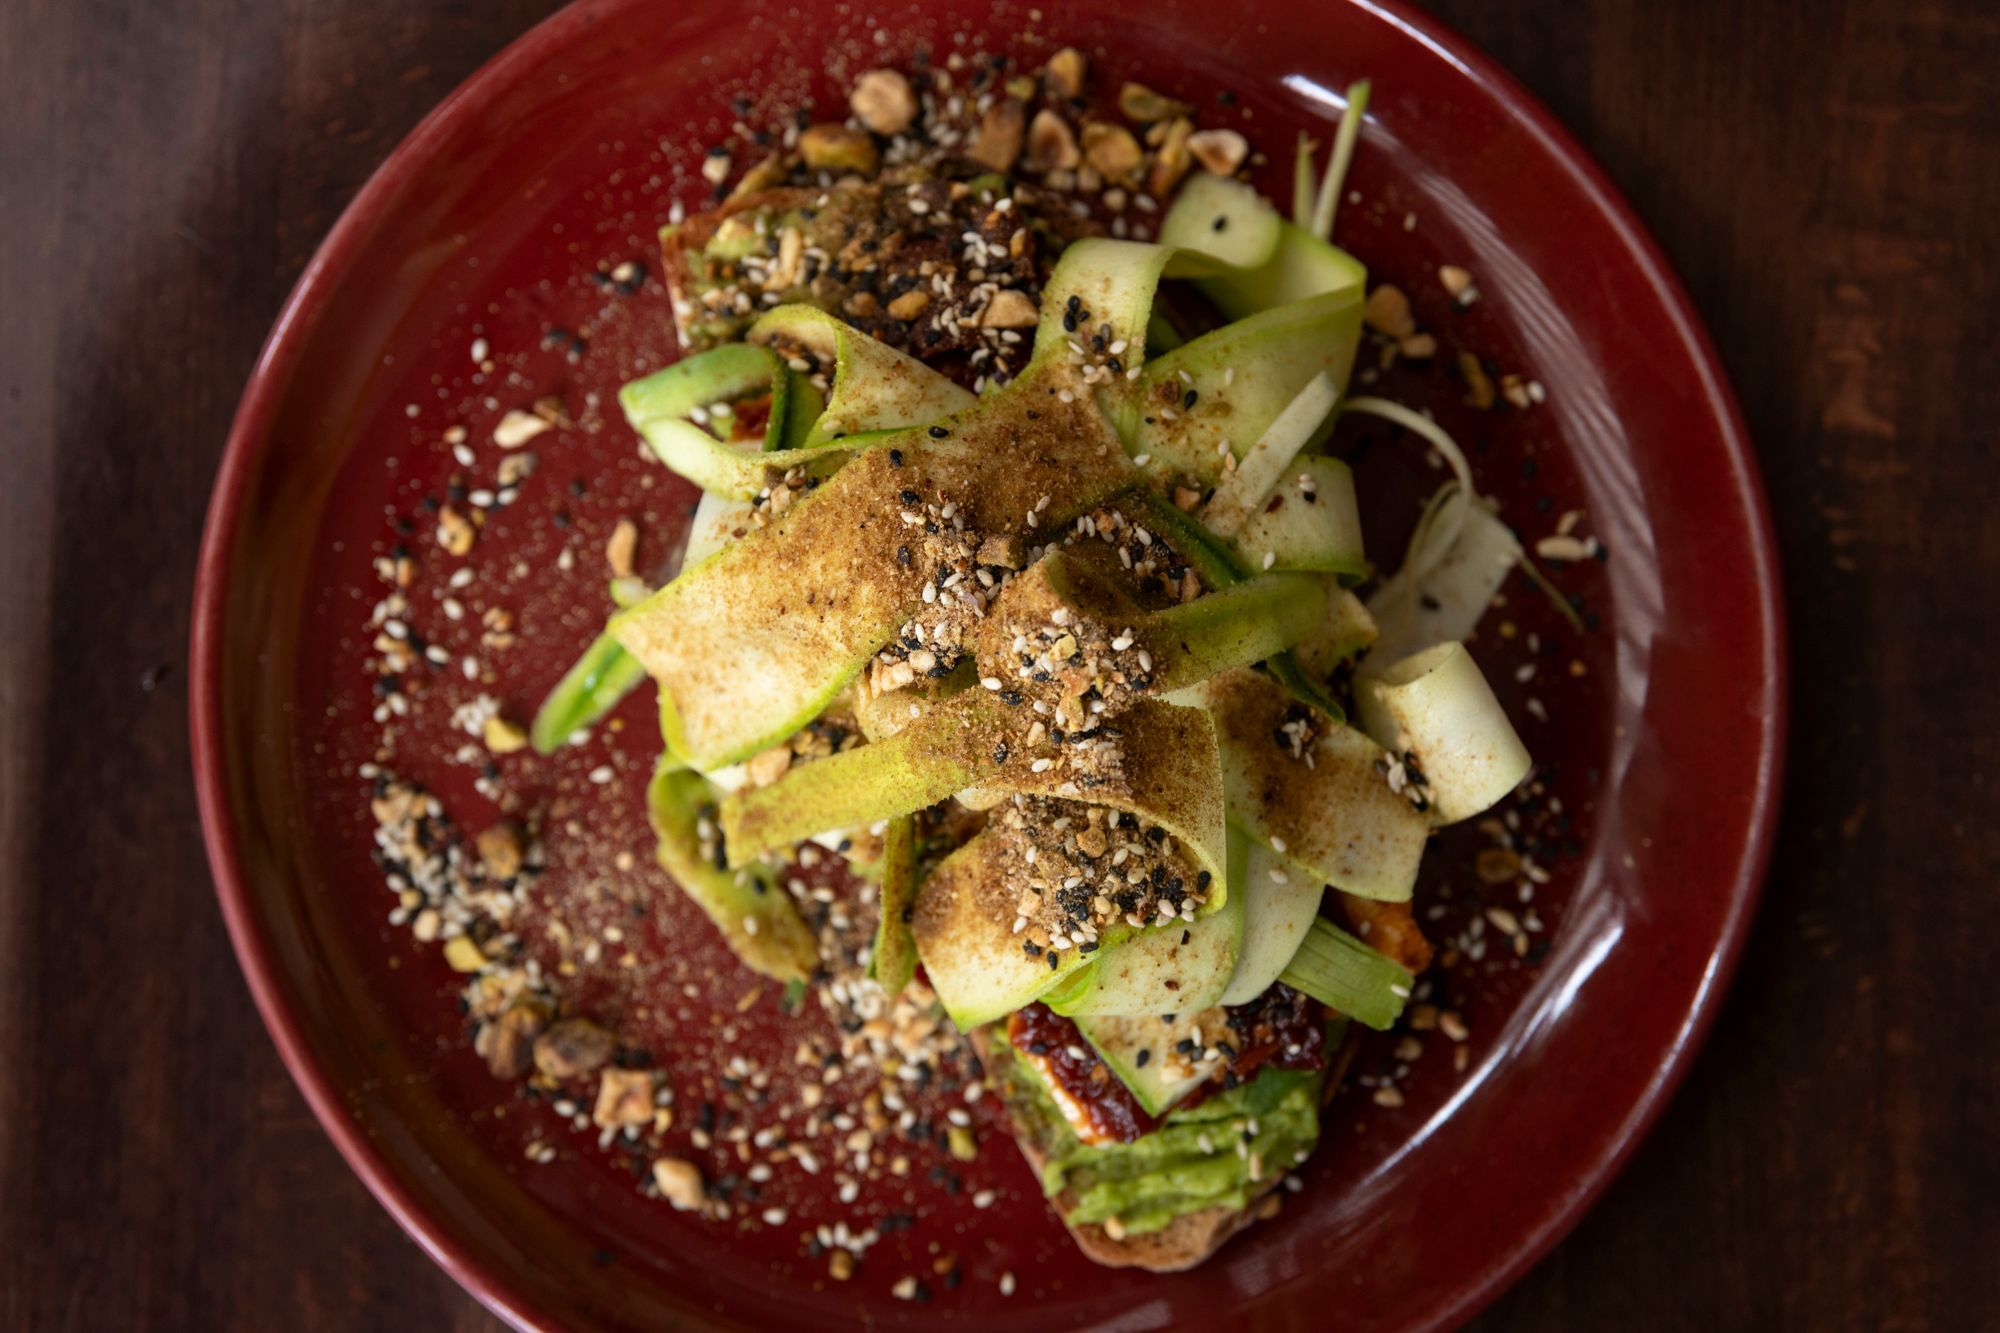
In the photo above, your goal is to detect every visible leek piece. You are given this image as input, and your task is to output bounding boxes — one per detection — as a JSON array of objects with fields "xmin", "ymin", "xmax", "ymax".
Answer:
[
  {"xmin": 1355, "ymin": 641, "xmax": 1530, "ymax": 825},
  {"xmin": 1233, "ymin": 454, "xmax": 1366, "ymax": 579},
  {"xmin": 1217, "ymin": 836, "xmax": 1326, "ymax": 1006},
  {"xmin": 747, "ymin": 304, "xmax": 975, "ymax": 448},
  {"xmin": 1294, "ymin": 584, "xmax": 1380, "ymax": 678},
  {"xmin": 646, "ymin": 762, "xmax": 818, "ymax": 983},
  {"xmin": 1154, "ymin": 171, "xmax": 1284, "ymax": 270},
  {"xmin": 1118, "ymin": 288, "xmax": 1364, "ymax": 486},
  {"xmin": 1293, "ymin": 132, "xmax": 1319, "ymax": 228},
  {"xmin": 1201, "ymin": 372, "xmax": 1343, "ymax": 536},
  {"xmin": 1278, "ymin": 914, "xmax": 1411, "ymax": 1030},
  {"xmin": 868, "ymin": 814, "xmax": 918, "ymax": 994},
  {"xmin": 1309, "ymin": 80, "xmax": 1371, "ymax": 240},
  {"xmin": 529, "ymin": 630, "xmax": 648, "ymax": 755},
  {"xmin": 622, "ymin": 344, "xmax": 857, "ymax": 499},
  {"xmin": 1191, "ymin": 668, "xmax": 1427, "ymax": 901},
  {"xmin": 721, "ymin": 696, "xmax": 1229, "ymax": 904}
]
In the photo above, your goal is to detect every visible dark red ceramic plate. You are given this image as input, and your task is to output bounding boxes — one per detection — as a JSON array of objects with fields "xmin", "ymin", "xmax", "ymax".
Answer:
[{"xmin": 191, "ymin": 1, "xmax": 1784, "ymax": 1328}]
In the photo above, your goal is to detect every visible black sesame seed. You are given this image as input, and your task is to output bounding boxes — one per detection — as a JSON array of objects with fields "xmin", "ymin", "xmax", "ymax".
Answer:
[
  {"xmin": 928, "ymin": 425, "xmax": 949, "ymax": 438},
  {"xmin": 889, "ymin": 448, "xmax": 904, "ymax": 466}
]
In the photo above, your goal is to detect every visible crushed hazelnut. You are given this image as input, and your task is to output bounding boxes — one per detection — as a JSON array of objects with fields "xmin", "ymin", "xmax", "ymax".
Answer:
[
  {"xmin": 478, "ymin": 1001, "xmax": 550, "ymax": 1080},
  {"xmin": 533, "ymin": 1017, "xmax": 616, "ymax": 1080},
  {"xmin": 1187, "ymin": 127, "xmax": 1250, "ymax": 175},
  {"xmin": 886, "ymin": 289, "xmax": 932, "ymax": 321},
  {"xmin": 476, "ymin": 820, "xmax": 527, "ymax": 879},
  {"xmin": 482, "ymin": 715, "xmax": 528, "ymax": 755},
  {"xmin": 1043, "ymin": 47, "xmax": 1087, "ymax": 100},
  {"xmin": 745, "ymin": 744, "xmax": 794, "ymax": 787},
  {"xmin": 979, "ymin": 289, "xmax": 1039, "ymax": 329},
  {"xmin": 592, "ymin": 1067, "xmax": 657, "ymax": 1129},
  {"xmin": 437, "ymin": 506, "xmax": 476, "ymax": 556},
  {"xmin": 1025, "ymin": 109, "xmax": 1081, "ymax": 173},
  {"xmin": 651, "ymin": 1157, "xmax": 707, "ymax": 1211},
  {"xmin": 849, "ymin": 68, "xmax": 917, "ymax": 136},
  {"xmin": 1081, "ymin": 121, "xmax": 1143, "ymax": 184},
  {"xmin": 606, "ymin": 517, "xmax": 638, "ymax": 579},
  {"xmin": 492, "ymin": 409, "xmax": 551, "ymax": 449},
  {"xmin": 968, "ymin": 98, "xmax": 1027, "ymax": 172}
]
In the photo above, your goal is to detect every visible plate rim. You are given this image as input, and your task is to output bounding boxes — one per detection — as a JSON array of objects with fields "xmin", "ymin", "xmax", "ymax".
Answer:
[{"xmin": 188, "ymin": 1, "xmax": 1788, "ymax": 1328}]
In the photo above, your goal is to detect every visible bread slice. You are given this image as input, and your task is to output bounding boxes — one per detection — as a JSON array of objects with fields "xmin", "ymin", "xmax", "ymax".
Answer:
[{"xmin": 970, "ymin": 1026, "xmax": 1361, "ymax": 1271}]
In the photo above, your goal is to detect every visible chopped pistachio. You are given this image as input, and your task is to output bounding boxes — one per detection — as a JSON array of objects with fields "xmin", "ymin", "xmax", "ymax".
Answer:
[
  {"xmin": 1118, "ymin": 81, "xmax": 1191, "ymax": 123},
  {"xmin": 1025, "ymin": 109, "xmax": 1080, "ymax": 173},
  {"xmin": 442, "ymin": 935, "xmax": 487, "ymax": 973},
  {"xmin": 798, "ymin": 123, "xmax": 879, "ymax": 176},
  {"xmin": 968, "ymin": 98, "xmax": 1026, "ymax": 172},
  {"xmin": 1044, "ymin": 47, "xmax": 1087, "ymax": 100}
]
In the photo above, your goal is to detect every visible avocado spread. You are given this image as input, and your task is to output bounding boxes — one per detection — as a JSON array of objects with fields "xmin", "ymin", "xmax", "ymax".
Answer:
[{"xmin": 987, "ymin": 1032, "xmax": 1328, "ymax": 1235}]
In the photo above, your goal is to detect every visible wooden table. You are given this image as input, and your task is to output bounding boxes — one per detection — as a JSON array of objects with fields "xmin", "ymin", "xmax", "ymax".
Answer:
[{"xmin": 2, "ymin": 1, "xmax": 1993, "ymax": 1327}]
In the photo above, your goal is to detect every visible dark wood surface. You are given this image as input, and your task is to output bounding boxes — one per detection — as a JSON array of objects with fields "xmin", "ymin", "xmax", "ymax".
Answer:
[{"xmin": 2, "ymin": 0, "xmax": 1994, "ymax": 1328}]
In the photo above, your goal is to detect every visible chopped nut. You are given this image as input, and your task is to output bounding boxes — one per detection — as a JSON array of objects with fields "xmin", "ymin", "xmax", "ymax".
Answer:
[
  {"xmin": 1172, "ymin": 485, "xmax": 1204, "ymax": 512},
  {"xmin": 886, "ymin": 289, "xmax": 932, "ymax": 321},
  {"xmin": 1439, "ymin": 264, "xmax": 1478, "ymax": 303},
  {"xmin": 727, "ymin": 153, "xmax": 789, "ymax": 201},
  {"xmin": 1399, "ymin": 332, "xmax": 1438, "ymax": 359},
  {"xmin": 1025, "ymin": 109, "xmax": 1081, "ymax": 173},
  {"xmin": 442, "ymin": 936, "xmax": 487, "ymax": 973},
  {"xmin": 496, "ymin": 450, "xmax": 537, "ymax": 487},
  {"xmin": 592, "ymin": 1067, "xmax": 657, "ymax": 1129},
  {"xmin": 482, "ymin": 715, "xmax": 528, "ymax": 755},
  {"xmin": 979, "ymin": 289, "xmax": 1039, "ymax": 329},
  {"xmin": 493, "ymin": 409, "xmax": 551, "ymax": 449},
  {"xmin": 1500, "ymin": 373, "xmax": 1534, "ymax": 410},
  {"xmin": 1458, "ymin": 351, "xmax": 1497, "ymax": 409},
  {"xmin": 606, "ymin": 517, "xmax": 639, "ymax": 579},
  {"xmin": 745, "ymin": 744, "xmax": 794, "ymax": 787},
  {"xmin": 968, "ymin": 98, "xmax": 1027, "ymax": 172},
  {"xmin": 1004, "ymin": 74, "xmax": 1037, "ymax": 101},
  {"xmin": 798, "ymin": 123, "xmax": 879, "ymax": 176},
  {"xmin": 946, "ymin": 1124, "xmax": 978, "ymax": 1161},
  {"xmin": 828, "ymin": 1248, "xmax": 856, "ymax": 1281},
  {"xmin": 1187, "ymin": 127, "xmax": 1250, "ymax": 176},
  {"xmin": 1044, "ymin": 47, "xmax": 1087, "ymax": 100},
  {"xmin": 1147, "ymin": 117, "xmax": 1194, "ymax": 197},
  {"xmin": 1081, "ymin": 121, "xmax": 1143, "ymax": 184},
  {"xmin": 1363, "ymin": 284, "xmax": 1416, "ymax": 339},
  {"xmin": 700, "ymin": 151, "xmax": 731, "ymax": 185},
  {"xmin": 842, "ymin": 290, "xmax": 880, "ymax": 318},
  {"xmin": 476, "ymin": 820, "xmax": 527, "ymax": 879},
  {"xmin": 1476, "ymin": 846, "xmax": 1521, "ymax": 884},
  {"xmin": 533, "ymin": 1017, "xmax": 616, "ymax": 1080},
  {"xmin": 478, "ymin": 1001, "xmax": 550, "ymax": 1080},
  {"xmin": 849, "ymin": 68, "xmax": 917, "ymax": 136},
  {"xmin": 530, "ymin": 395, "xmax": 570, "ymax": 426},
  {"xmin": 1254, "ymin": 1192, "xmax": 1283, "ymax": 1220},
  {"xmin": 437, "ymin": 506, "xmax": 476, "ymax": 556},
  {"xmin": 1118, "ymin": 81, "xmax": 1191, "ymax": 123},
  {"xmin": 651, "ymin": 1157, "xmax": 707, "ymax": 1211}
]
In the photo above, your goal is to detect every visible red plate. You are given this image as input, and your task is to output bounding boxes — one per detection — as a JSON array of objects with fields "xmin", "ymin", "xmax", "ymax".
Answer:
[{"xmin": 191, "ymin": 0, "xmax": 1784, "ymax": 1328}]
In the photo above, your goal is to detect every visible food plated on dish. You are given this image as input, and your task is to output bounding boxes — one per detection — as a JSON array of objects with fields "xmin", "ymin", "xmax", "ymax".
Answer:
[
  {"xmin": 194, "ymin": 4, "xmax": 1782, "ymax": 1324},
  {"xmin": 489, "ymin": 53, "xmax": 1567, "ymax": 1271}
]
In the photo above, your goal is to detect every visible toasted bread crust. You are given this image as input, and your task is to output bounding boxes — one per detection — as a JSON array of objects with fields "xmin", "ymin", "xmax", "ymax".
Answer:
[{"xmin": 971, "ymin": 1026, "xmax": 1359, "ymax": 1271}]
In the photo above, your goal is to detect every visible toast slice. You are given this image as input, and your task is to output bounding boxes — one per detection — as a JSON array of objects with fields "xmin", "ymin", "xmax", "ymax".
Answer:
[{"xmin": 969, "ymin": 1025, "xmax": 1360, "ymax": 1271}]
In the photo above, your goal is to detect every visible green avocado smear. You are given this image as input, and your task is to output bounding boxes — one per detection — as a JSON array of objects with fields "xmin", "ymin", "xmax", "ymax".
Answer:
[{"xmin": 985, "ymin": 1029, "xmax": 1334, "ymax": 1235}]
